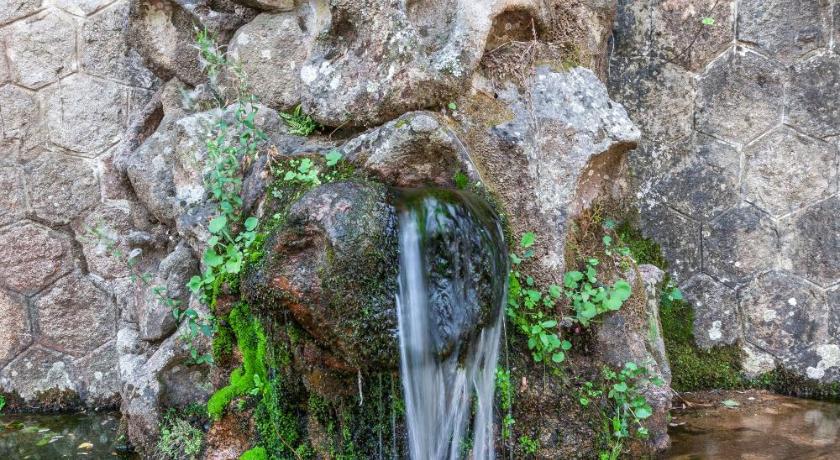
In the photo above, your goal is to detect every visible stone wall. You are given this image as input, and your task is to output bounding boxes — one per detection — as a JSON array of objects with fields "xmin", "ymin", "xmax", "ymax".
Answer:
[
  {"xmin": 0, "ymin": 0, "xmax": 159, "ymax": 406},
  {"xmin": 609, "ymin": 0, "xmax": 839, "ymax": 381}
]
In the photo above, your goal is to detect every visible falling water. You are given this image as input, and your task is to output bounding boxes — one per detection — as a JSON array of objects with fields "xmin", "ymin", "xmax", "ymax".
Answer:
[{"xmin": 396, "ymin": 189, "xmax": 508, "ymax": 460}]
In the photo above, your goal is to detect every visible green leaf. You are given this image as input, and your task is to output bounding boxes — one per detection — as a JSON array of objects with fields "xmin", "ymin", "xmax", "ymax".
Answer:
[
  {"xmin": 561, "ymin": 340, "xmax": 572, "ymax": 351},
  {"xmin": 208, "ymin": 215, "xmax": 227, "ymax": 234},
  {"xmin": 447, "ymin": 102, "xmax": 458, "ymax": 111},
  {"xmin": 635, "ymin": 406, "xmax": 652, "ymax": 420},
  {"xmin": 669, "ymin": 288, "xmax": 683, "ymax": 300},
  {"xmin": 244, "ymin": 216, "xmax": 259, "ymax": 231},
  {"xmin": 602, "ymin": 235, "xmax": 613, "ymax": 247},
  {"xmin": 612, "ymin": 382, "xmax": 628, "ymax": 393},
  {"xmin": 701, "ymin": 16, "xmax": 715, "ymax": 25},
  {"xmin": 564, "ymin": 271, "xmax": 584, "ymax": 288},
  {"xmin": 548, "ymin": 284, "xmax": 562, "ymax": 298},
  {"xmin": 325, "ymin": 149, "xmax": 343, "ymax": 166},
  {"xmin": 203, "ymin": 249, "xmax": 224, "ymax": 267},
  {"xmin": 520, "ymin": 232, "xmax": 536, "ymax": 248},
  {"xmin": 541, "ymin": 320, "xmax": 557, "ymax": 328},
  {"xmin": 551, "ymin": 352, "xmax": 565, "ymax": 363},
  {"xmin": 187, "ymin": 276, "xmax": 203, "ymax": 293},
  {"xmin": 612, "ymin": 280, "xmax": 632, "ymax": 301},
  {"xmin": 283, "ymin": 171, "xmax": 296, "ymax": 181},
  {"xmin": 722, "ymin": 399, "xmax": 740, "ymax": 408}
]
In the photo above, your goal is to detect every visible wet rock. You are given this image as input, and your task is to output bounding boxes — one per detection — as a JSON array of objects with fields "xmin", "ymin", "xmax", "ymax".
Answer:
[
  {"xmin": 243, "ymin": 181, "xmax": 400, "ymax": 370},
  {"xmin": 0, "ymin": 346, "xmax": 76, "ymax": 401},
  {"xmin": 74, "ymin": 341, "xmax": 121, "ymax": 407},
  {"xmin": 650, "ymin": 154, "xmax": 738, "ymax": 221},
  {"xmin": 137, "ymin": 242, "xmax": 198, "ymax": 342},
  {"xmin": 640, "ymin": 204, "xmax": 701, "ymax": 282}
]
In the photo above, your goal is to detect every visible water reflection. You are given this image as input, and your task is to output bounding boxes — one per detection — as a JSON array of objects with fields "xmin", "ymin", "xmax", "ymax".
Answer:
[
  {"xmin": 667, "ymin": 393, "xmax": 840, "ymax": 459},
  {"xmin": 0, "ymin": 412, "xmax": 135, "ymax": 459}
]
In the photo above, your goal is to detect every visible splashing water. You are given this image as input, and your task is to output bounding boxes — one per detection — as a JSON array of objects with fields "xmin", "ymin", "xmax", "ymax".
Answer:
[{"xmin": 396, "ymin": 189, "xmax": 508, "ymax": 460}]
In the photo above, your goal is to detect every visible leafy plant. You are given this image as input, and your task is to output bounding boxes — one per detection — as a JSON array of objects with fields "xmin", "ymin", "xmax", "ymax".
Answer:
[
  {"xmin": 158, "ymin": 411, "xmax": 204, "ymax": 460},
  {"xmin": 495, "ymin": 368, "xmax": 515, "ymax": 441},
  {"xmin": 563, "ymin": 257, "xmax": 632, "ymax": 327},
  {"xmin": 701, "ymin": 17, "xmax": 715, "ymax": 26},
  {"xmin": 280, "ymin": 104, "xmax": 318, "ymax": 136},
  {"xmin": 518, "ymin": 434, "xmax": 539, "ymax": 455},
  {"xmin": 0, "ymin": 394, "xmax": 5, "ymax": 413},
  {"xmin": 600, "ymin": 362, "xmax": 663, "ymax": 456},
  {"xmin": 507, "ymin": 233, "xmax": 571, "ymax": 365}
]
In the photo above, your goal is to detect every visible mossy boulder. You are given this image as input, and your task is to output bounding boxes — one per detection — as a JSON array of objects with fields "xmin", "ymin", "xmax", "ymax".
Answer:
[{"xmin": 242, "ymin": 181, "xmax": 400, "ymax": 370}]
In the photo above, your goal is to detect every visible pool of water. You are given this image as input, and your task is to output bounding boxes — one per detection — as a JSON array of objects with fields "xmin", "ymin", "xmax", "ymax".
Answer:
[
  {"xmin": 667, "ymin": 391, "xmax": 840, "ymax": 459},
  {"xmin": 0, "ymin": 412, "xmax": 135, "ymax": 459}
]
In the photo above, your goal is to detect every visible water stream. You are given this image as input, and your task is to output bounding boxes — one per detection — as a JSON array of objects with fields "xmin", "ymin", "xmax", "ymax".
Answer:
[{"xmin": 395, "ymin": 189, "xmax": 508, "ymax": 460}]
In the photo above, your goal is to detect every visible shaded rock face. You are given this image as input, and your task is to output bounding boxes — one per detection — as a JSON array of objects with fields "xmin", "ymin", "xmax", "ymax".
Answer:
[
  {"xmin": 609, "ymin": 0, "xmax": 840, "ymax": 382},
  {"xmin": 244, "ymin": 181, "xmax": 400, "ymax": 370}
]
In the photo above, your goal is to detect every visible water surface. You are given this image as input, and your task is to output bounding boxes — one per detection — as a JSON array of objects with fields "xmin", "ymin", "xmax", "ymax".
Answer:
[
  {"xmin": 0, "ymin": 412, "xmax": 133, "ymax": 459},
  {"xmin": 667, "ymin": 392, "xmax": 840, "ymax": 459}
]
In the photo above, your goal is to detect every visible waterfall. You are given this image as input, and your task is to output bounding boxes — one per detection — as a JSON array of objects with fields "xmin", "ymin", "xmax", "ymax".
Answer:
[{"xmin": 396, "ymin": 189, "xmax": 508, "ymax": 460}]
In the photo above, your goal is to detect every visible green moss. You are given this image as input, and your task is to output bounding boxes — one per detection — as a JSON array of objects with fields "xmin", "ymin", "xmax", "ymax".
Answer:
[
  {"xmin": 158, "ymin": 410, "xmax": 204, "ymax": 460},
  {"xmin": 616, "ymin": 221, "xmax": 667, "ymax": 268},
  {"xmin": 659, "ymin": 295, "xmax": 746, "ymax": 391},
  {"xmin": 239, "ymin": 447, "xmax": 267, "ymax": 460}
]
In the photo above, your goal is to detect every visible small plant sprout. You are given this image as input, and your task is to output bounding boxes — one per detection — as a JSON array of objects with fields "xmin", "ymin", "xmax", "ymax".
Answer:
[
  {"xmin": 701, "ymin": 17, "xmax": 715, "ymax": 26},
  {"xmin": 280, "ymin": 105, "xmax": 319, "ymax": 136}
]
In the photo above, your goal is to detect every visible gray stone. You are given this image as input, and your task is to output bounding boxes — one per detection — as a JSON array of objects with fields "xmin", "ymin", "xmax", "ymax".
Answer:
[
  {"xmin": 695, "ymin": 49, "xmax": 784, "ymax": 145},
  {"xmin": 742, "ymin": 126, "xmax": 836, "ymax": 217},
  {"xmin": 71, "ymin": 204, "xmax": 135, "ymax": 279},
  {"xmin": 227, "ymin": 12, "xmax": 310, "ymax": 111},
  {"xmin": 0, "ymin": 164, "xmax": 25, "ymax": 226},
  {"xmin": 0, "ymin": 84, "xmax": 39, "ymax": 144},
  {"xmin": 651, "ymin": 154, "xmax": 738, "ymax": 221},
  {"xmin": 45, "ymin": 73, "xmax": 127, "ymax": 156},
  {"xmin": 0, "ymin": 346, "xmax": 75, "ymax": 401},
  {"xmin": 794, "ymin": 343, "xmax": 840, "ymax": 382},
  {"xmin": 0, "ymin": 41, "xmax": 9, "ymax": 83},
  {"xmin": 787, "ymin": 54, "xmax": 840, "ymax": 139},
  {"xmin": 703, "ymin": 204, "xmax": 778, "ymax": 285},
  {"xmin": 73, "ymin": 341, "xmax": 120, "ymax": 407},
  {"xmin": 81, "ymin": 0, "xmax": 158, "ymax": 89},
  {"xmin": 54, "ymin": 0, "xmax": 115, "ymax": 16},
  {"xmin": 781, "ymin": 197, "xmax": 839, "ymax": 288},
  {"xmin": 24, "ymin": 151, "xmax": 100, "ymax": 225},
  {"xmin": 5, "ymin": 10, "xmax": 76, "ymax": 89},
  {"xmin": 34, "ymin": 273, "xmax": 115, "ymax": 357},
  {"xmin": 682, "ymin": 273, "xmax": 740, "ymax": 349},
  {"xmin": 341, "ymin": 111, "xmax": 474, "ymax": 187},
  {"xmin": 651, "ymin": 0, "xmax": 734, "ymax": 71},
  {"xmin": 737, "ymin": 0, "xmax": 830, "ymax": 63},
  {"xmin": 0, "ymin": 288, "xmax": 31, "ymax": 368},
  {"xmin": 741, "ymin": 271, "xmax": 826, "ymax": 362},
  {"xmin": 234, "ymin": 0, "xmax": 293, "ymax": 11},
  {"xmin": 640, "ymin": 204, "xmax": 701, "ymax": 282},
  {"xmin": 138, "ymin": 242, "xmax": 197, "ymax": 342},
  {"xmin": 0, "ymin": 221, "xmax": 73, "ymax": 295},
  {"xmin": 0, "ymin": 0, "xmax": 42, "ymax": 26}
]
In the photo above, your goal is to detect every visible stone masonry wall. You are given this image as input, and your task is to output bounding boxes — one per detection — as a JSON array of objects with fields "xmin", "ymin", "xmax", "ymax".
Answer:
[
  {"xmin": 609, "ymin": 0, "xmax": 839, "ymax": 381},
  {"xmin": 0, "ymin": 0, "xmax": 159, "ymax": 406}
]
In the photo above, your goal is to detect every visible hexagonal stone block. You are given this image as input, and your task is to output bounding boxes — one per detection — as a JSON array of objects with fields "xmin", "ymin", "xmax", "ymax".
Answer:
[
  {"xmin": 737, "ymin": 0, "xmax": 831, "ymax": 63},
  {"xmin": 0, "ymin": 84, "xmax": 38, "ymax": 142},
  {"xmin": 682, "ymin": 273, "xmax": 740, "ymax": 349},
  {"xmin": 34, "ymin": 273, "xmax": 116, "ymax": 357},
  {"xmin": 73, "ymin": 340, "xmax": 119, "ymax": 406},
  {"xmin": 787, "ymin": 54, "xmax": 840, "ymax": 139},
  {"xmin": 5, "ymin": 10, "xmax": 76, "ymax": 89},
  {"xmin": 641, "ymin": 204, "xmax": 701, "ymax": 282},
  {"xmin": 742, "ymin": 126, "xmax": 836, "ymax": 216},
  {"xmin": 71, "ymin": 204, "xmax": 134, "ymax": 279},
  {"xmin": 0, "ymin": 221, "xmax": 73, "ymax": 295},
  {"xmin": 0, "ymin": 0, "xmax": 43, "ymax": 27},
  {"xmin": 695, "ymin": 49, "xmax": 784, "ymax": 145},
  {"xmin": 781, "ymin": 197, "xmax": 839, "ymax": 287},
  {"xmin": 794, "ymin": 344, "xmax": 840, "ymax": 382},
  {"xmin": 703, "ymin": 204, "xmax": 778, "ymax": 285},
  {"xmin": 0, "ymin": 165, "xmax": 25, "ymax": 226},
  {"xmin": 0, "ymin": 289, "xmax": 31, "ymax": 368},
  {"xmin": 45, "ymin": 73, "xmax": 127, "ymax": 156},
  {"xmin": 81, "ymin": 1, "xmax": 157, "ymax": 89},
  {"xmin": 24, "ymin": 151, "xmax": 100, "ymax": 225},
  {"xmin": 651, "ymin": 0, "xmax": 735, "ymax": 71},
  {"xmin": 0, "ymin": 346, "xmax": 75, "ymax": 401},
  {"xmin": 740, "ymin": 271, "xmax": 826, "ymax": 361},
  {"xmin": 652, "ymin": 152, "xmax": 738, "ymax": 221}
]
